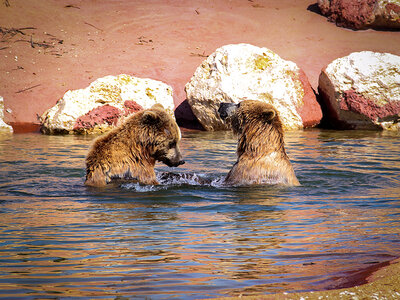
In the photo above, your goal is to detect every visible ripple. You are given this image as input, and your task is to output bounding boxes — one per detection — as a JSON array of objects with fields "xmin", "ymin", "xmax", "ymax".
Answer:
[{"xmin": 0, "ymin": 131, "xmax": 399, "ymax": 298}]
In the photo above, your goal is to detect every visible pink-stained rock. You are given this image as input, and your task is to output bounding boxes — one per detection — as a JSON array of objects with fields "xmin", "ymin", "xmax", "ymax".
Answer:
[
  {"xmin": 318, "ymin": 0, "xmax": 400, "ymax": 30},
  {"xmin": 374, "ymin": 1, "xmax": 400, "ymax": 28},
  {"xmin": 340, "ymin": 90, "xmax": 400, "ymax": 121},
  {"xmin": 386, "ymin": 3, "xmax": 400, "ymax": 14},
  {"xmin": 72, "ymin": 101, "xmax": 144, "ymax": 134},
  {"xmin": 318, "ymin": 0, "xmax": 375, "ymax": 29},
  {"xmin": 318, "ymin": 51, "xmax": 400, "ymax": 130},
  {"xmin": 39, "ymin": 74, "xmax": 174, "ymax": 134},
  {"xmin": 73, "ymin": 105, "xmax": 122, "ymax": 134},
  {"xmin": 296, "ymin": 69, "xmax": 323, "ymax": 128},
  {"xmin": 123, "ymin": 100, "xmax": 143, "ymax": 116}
]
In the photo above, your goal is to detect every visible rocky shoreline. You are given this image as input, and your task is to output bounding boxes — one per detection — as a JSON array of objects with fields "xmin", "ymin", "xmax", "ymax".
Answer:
[
  {"xmin": 1, "ymin": 0, "xmax": 400, "ymax": 132},
  {"xmin": 3, "ymin": 46, "xmax": 399, "ymax": 134}
]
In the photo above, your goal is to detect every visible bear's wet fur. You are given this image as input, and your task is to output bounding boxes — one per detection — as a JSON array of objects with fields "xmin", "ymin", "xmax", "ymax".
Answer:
[
  {"xmin": 85, "ymin": 104, "xmax": 184, "ymax": 187},
  {"xmin": 218, "ymin": 100, "xmax": 300, "ymax": 186}
]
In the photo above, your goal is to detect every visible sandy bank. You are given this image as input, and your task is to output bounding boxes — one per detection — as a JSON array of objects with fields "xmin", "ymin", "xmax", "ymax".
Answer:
[{"xmin": 214, "ymin": 258, "xmax": 400, "ymax": 299}]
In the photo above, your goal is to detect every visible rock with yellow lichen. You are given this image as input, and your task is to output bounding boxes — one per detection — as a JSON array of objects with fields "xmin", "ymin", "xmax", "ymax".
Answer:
[
  {"xmin": 185, "ymin": 43, "xmax": 321, "ymax": 131},
  {"xmin": 39, "ymin": 74, "xmax": 175, "ymax": 134}
]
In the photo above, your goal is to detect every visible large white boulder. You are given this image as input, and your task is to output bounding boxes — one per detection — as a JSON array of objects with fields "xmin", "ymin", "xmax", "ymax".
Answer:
[
  {"xmin": 318, "ymin": 51, "xmax": 400, "ymax": 130},
  {"xmin": 40, "ymin": 74, "xmax": 175, "ymax": 134},
  {"xmin": 0, "ymin": 96, "xmax": 13, "ymax": 133},
  {"xmin": 185, "ymin": 43, "xmax": 321, "ymax": 131}
]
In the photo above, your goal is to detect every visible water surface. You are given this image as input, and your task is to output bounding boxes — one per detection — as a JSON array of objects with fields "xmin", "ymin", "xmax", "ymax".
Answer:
[{"xmin": 0, "ymin": 129, "xmax": 399, "ymax": 299}]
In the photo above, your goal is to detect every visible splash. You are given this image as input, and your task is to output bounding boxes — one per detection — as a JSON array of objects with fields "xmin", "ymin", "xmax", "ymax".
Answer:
[
  {"xmin": 120, "ymin": 182, "xmax": 167, "ymax": 192},
  {"xmin": 120, "ymin": 172, "xmax": 225, "ymax": 191},
  {"xmin": 157, "ymin": 172, "xmax": 216, "ymax": 186}
]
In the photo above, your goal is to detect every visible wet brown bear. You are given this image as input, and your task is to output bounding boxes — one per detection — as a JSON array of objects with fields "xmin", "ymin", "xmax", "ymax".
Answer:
[
  {"xmin": 85, "ymin": 104, "xmax": 184, "ymax": 187},
  {"xmin": 218, "ymin": 100, "xmax": 300, "ymax": 186}
]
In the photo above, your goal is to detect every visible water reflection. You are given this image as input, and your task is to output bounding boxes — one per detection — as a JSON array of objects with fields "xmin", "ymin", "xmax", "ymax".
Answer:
[{"xmin": 0, "ymin": 130, "xmax": 399, "ymax": 298}]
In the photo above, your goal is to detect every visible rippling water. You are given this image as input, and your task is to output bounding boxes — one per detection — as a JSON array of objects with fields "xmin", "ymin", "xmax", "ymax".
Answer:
[{"xmin": 0, "ymin": 129, "xmax": 399, "ymax": 299}]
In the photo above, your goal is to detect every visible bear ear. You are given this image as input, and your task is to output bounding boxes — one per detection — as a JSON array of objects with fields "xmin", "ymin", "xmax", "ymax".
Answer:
[
  {"xmin": 151, "ymin": 103, "xmax": 164, "ymax": 110},
  {"xmin": 262, "ymin": 108, "xmax": 276, "ymax": 123},
  {"xmin": 142, "ymin": 110, "xmax": 160, "ymax": 125}
]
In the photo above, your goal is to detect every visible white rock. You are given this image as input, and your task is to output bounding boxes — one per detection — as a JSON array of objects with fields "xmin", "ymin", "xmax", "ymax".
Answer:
[
  {"xmin": 319, "ymin": 51, "xmax": 400, "ymax": 130},
  {"xmin": 0, "ymin": 96, "xmax": 13, "ymax": 133},
  {"xmin": 325, "ymin": 51, "xmax": 400, "ymax": 102},
  {"xmin": 185, "ymin": 44, "xmax": 306, "ymax": 131},
  {"xmin": 40, "ymin": 74, "xmax": 175, "ymax": 134}
]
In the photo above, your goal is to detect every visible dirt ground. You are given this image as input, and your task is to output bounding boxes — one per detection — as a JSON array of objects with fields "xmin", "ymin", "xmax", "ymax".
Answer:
[{"xmin": 1, "ymin": 0, "xmax": 400, "ymax": 130}]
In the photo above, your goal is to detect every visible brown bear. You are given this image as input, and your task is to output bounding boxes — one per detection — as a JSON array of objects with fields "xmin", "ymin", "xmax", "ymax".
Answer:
[
  {"xmin": 218, "ymin": 100, "xmax": 300, "ymax": 186},
  {"xmin": 85, "ymin": 104, "xmax": 185, "ymax": 187}
]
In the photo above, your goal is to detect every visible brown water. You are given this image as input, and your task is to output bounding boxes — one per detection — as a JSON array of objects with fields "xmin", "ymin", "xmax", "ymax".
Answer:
[{"xmin": 0, "ymin": 129, "xmax": 399, "ymax": 299}]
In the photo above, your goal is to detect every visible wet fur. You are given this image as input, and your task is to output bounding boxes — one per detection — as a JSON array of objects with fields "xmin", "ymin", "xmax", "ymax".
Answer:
[
  {"xmin": 219, "ymin": 100, "xmax": 300, "ymax": 186},
  {"xmin": 85, "ymin": 104, "xmax": 184, "ymax": 187}
]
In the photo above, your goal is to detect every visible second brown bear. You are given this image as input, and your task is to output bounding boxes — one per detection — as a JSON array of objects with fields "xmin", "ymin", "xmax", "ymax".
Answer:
[{"xmin": 218, "ymin": 100, "xmax": 300, "ymax": 186}]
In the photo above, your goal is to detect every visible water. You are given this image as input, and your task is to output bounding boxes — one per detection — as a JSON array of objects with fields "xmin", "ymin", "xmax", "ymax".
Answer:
[{"xmin": 0, "ymin": 129, "xmax": 399, "ymax": 299}]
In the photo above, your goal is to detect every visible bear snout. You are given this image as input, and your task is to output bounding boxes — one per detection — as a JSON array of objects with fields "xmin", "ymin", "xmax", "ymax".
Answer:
[
  {"xmin": 164, "ymin": 159, "xmax": 185, "ymax": 167},
  {"xmin": 164, "ymin": 148, "xmax": 185, "ymax": 167},
  {"xmin": 218, "ymin": 102, "xmax": 238, "ymax": 120}
]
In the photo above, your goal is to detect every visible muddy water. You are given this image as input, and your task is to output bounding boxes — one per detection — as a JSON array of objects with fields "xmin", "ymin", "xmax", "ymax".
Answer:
[{"xmin": 0, "ymin": 129, "xmax": 399, "ymax": 299}]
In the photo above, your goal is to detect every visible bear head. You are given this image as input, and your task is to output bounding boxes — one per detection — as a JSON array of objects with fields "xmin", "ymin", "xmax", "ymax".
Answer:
[
  {"xmin": 218, "ymin": 100, "xmax": 283, "ymax": 135},
  {"xmin": 132, "ymin": 104, "xmax": 185, "ymax": 168}
]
